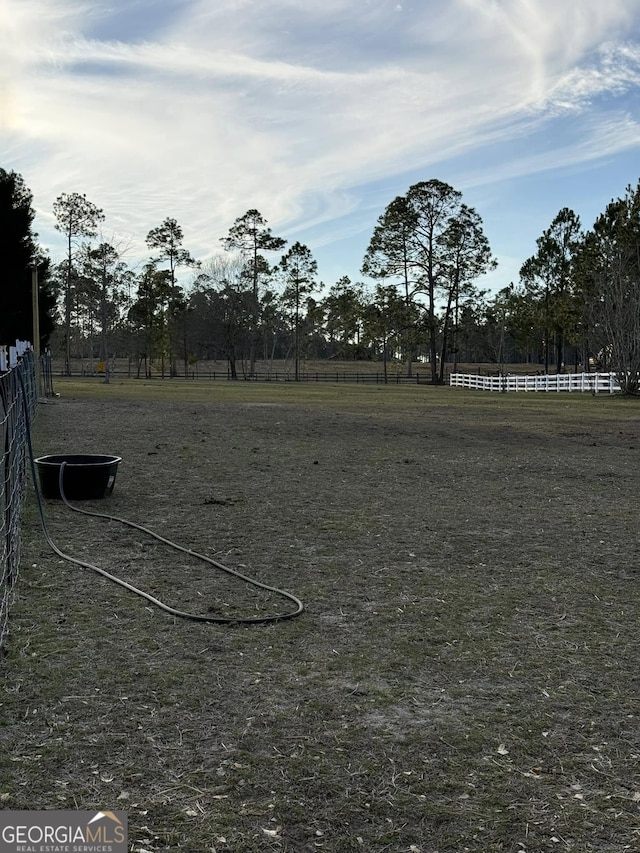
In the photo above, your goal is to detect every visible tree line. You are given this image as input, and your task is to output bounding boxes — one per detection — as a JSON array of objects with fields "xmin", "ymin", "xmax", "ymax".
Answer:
[{"xmin": 2, "ymin": 167, "xmax": 640, "ymax": 390}]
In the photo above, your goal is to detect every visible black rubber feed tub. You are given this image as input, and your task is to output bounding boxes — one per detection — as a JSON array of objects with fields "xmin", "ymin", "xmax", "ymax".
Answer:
[{"xmin": 35, "ymin": 454, "xmax": 122, "ymax": 500}]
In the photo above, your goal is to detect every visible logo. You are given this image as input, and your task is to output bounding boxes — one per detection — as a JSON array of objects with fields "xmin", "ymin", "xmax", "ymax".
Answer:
[{"xmin": 0, "ymin": 810, "xmax": 127, "ymax": 853}]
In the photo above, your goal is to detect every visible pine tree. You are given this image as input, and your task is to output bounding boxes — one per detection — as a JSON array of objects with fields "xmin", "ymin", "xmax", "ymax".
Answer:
[{"xmin": 0, "ymin": 168, "xmax": 55, "ymax": 347}]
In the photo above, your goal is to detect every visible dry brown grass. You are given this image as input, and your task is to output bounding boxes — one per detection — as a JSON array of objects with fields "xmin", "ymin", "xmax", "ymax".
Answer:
[{"xmin": 2, "ymin": 380, "xmax": 640, "ymax": 851}]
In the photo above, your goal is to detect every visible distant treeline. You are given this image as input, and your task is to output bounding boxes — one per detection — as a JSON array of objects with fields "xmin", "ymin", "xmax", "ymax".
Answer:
[{"xmin": 4, "ymin": 170, "xmax": 640, "ymax": 391}]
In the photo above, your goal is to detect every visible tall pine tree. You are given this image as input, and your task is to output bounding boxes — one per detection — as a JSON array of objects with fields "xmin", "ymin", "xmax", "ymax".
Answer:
[{"xmin": 0, "ymin": 168, "xmax": 55, "ymax": 347}]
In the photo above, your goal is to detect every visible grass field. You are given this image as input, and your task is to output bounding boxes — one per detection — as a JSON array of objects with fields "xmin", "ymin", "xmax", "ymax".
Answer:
[{"xmin": 2, "ymin": 378, "xmax": 640, "ymax": 852}]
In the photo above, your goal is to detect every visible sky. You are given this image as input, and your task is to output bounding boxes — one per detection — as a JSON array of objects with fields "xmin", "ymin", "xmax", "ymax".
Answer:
[{"xmin": 2, "ymin": 0, "xmax": 640, "ymax": 295}]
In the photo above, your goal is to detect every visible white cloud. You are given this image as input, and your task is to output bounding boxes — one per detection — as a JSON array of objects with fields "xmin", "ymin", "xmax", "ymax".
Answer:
[
  {"xmin": 2, "ymin": 0, "xmax": 640, "ymax": 283},
  {"xmin": 544, "ymin": 42, "xmax": 640, "ymax": 111}
]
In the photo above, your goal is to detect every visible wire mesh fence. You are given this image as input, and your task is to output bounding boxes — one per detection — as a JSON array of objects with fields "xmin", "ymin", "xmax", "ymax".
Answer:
[
  {"xmin": 1, "ymin": 349, "xmax": 37, "ymax": 647},
  {"xmin": 39, "ymin": 350, "xmax": 55, "ymax": 398}
]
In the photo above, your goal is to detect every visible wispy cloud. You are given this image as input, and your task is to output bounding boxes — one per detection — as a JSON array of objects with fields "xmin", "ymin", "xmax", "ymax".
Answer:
[
  {"xmin": 2, "ymin": 0, "xmax": 640, "ymax": 283},
  {"xmin": 544, "ymin": 42, "xmax": 640, "ymax": 111}
]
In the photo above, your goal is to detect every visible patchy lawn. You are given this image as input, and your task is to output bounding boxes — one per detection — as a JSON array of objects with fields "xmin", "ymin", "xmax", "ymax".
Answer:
[{"xmin": 2, "ymin": 378, "xmax": 640, "ymax": 852}]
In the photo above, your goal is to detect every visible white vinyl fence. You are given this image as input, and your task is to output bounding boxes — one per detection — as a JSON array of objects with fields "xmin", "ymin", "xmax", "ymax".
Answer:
[
  {"xmin": 0, "ymin": 340, "xmax": 32, "ymax": 372},
  {"xmin": 449, "ymin": 372, "xmax": 621, "ymax": 394}
]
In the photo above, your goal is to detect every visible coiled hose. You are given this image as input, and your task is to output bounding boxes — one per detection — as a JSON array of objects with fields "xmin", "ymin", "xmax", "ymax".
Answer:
[{"xmin": 21, "ymin": 380, "xmax": 304, "ymax": 626}]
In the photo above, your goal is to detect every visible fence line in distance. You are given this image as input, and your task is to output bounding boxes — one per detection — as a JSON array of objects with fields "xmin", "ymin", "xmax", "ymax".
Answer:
[{"xmin": 449, "ymin": 372, "xmax": 620, "ymax": 394}]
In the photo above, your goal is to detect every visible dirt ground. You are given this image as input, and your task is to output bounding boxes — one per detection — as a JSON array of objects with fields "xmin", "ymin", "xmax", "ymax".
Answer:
[{"xmin": 2, "ymin": 381, "xmax": 640, "ymax": 852}]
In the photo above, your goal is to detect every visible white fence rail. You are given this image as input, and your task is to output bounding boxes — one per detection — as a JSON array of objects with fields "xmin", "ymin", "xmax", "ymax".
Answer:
[
  {"xmin": 0, "ymin": 340, "xmax": 32, "ymax": 373},
  {"xmin": 449, "ymin": 372, "xmax": 621, "ymax": 394}
]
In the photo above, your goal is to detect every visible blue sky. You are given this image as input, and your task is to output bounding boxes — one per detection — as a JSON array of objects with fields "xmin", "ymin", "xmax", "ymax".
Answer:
[{"xmin": 2, "ymin": 0, "xmax": 640, "ymax": 295}]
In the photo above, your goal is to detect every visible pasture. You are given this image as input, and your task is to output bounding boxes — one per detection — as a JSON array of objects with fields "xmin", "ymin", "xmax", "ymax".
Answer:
[{"xmin": 2, "ymin": 378, "xmax": 640, "ymax": 852}]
